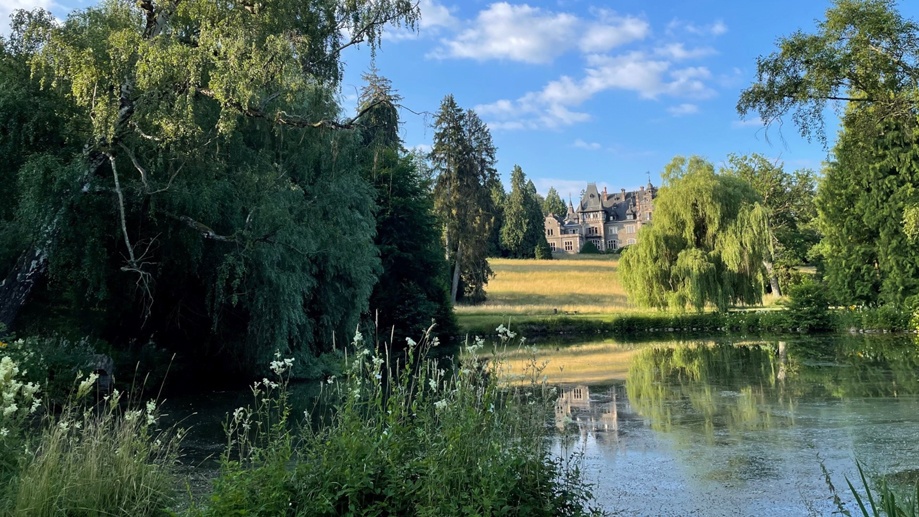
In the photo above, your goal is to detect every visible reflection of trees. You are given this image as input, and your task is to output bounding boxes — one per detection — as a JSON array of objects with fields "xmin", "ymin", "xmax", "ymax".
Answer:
[
  {"xmin": 626, "ymin": 336, "xmax": 919, "ymax": 439},
  {"xmin": 627, "ymin": 342, "xmax": 792, "ymax": 438},
  {"xmin": 791, "ymin": 335, "xmax": 919, "ymax": 399}
]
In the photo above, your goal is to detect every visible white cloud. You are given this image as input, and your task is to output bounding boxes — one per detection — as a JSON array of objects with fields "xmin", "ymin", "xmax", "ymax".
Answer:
[
  {"xmin": 667, "ymin": 103, "xmax": 699, "ymax": 116},
  {"xmin": 409, "ymin": 143, "xmax": 432, "ymax": 154},
  {"xmin": 655, "ymin": 43, "xmax": 715, "ymax": 60},
  {"xmin": 572, "ymin": 139, "xmax": 602, "ymax": 150},
  {"xmin": 667, "ymin": 19, "xmax": 728, "ymax": 37},
  {"xmin": 477, "ymin": 50, "xmax": 716, "ymax": 130},
  {"xmin": 430, "ymin": 3, "xmax": 648, "ymax": 64}
]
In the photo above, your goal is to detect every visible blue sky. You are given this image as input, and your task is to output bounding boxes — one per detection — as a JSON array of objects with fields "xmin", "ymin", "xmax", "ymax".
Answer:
[{"xmin": 6, "ymin": 0, "xmax": 919, "ymax": 197}]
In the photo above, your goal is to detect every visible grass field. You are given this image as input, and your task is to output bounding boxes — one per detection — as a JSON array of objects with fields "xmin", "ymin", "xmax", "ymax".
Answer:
[{"xmin": 456, "ymin": 254, "xmax": 642, "ymax": 331}]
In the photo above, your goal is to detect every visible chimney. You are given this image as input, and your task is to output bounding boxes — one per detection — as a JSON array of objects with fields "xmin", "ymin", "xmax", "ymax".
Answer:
[
  {"xmin": 620, "ymin": 188, "xmax": 626, "ymax": 200},
  {"xmin": 602, "ymin": 186, "xmax": 608, "ymax": 202}
]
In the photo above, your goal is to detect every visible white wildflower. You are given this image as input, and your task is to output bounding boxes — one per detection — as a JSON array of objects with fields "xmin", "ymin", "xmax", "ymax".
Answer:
[
  {"xmin": 326, "ymin": 376, "xmax": 335, "ymax": 385},
  {"xmin": 58, "ymin": 420, "xmax": 70, "ymax": 432},
  {"xmin": 434, "ymin": 399, "xmax": 448, "ymax": 411},
  {"xmin": 124, "ymin": 410, "xmax": 142, "ymax": 422},
  {"xmin": 145, "ymin": 400, "xmax": 157, "ymax": 426},
  {"xmin": 352, "ymin": 330, "xmax": 364, "ymax": 348},
  {"xmin": 29, "ymin": 398, "xmax": 40, "ymax": 414},
  {"xmin": 76, "ymin": 372, "xmax": 99, "ymax": 398},
  {"xmin": 428, "ymin": 378, "xmax": 437, "ymax": 391},
  {"xmin": 2, "ymin": 403, "xmax": 17, "ymax": 417},
  {"xmin": 406, "ymin": 337, "xmax": 417, "ymax": 348},
  {"xmin": 430, "ymin": 336, "xmax": 440, "ymax": 348},
  {"xmin": 0, "ymin": 428, "xmax": 8, "ymax": 437}
]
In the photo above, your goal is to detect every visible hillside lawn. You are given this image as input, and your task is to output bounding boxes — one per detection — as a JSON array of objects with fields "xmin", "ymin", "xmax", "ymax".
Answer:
[
  {"xmin": 455, "ymin": 254, "xmax": 638, "ymax": 333},
  {"xmin": 456, "ymin": 253, "xmax": 782, "ymax": 335}
]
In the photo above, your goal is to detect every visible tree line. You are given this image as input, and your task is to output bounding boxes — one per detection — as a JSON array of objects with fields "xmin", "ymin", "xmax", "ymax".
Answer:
[{"xmin": 622, "ymin": 0, "xmax": 919, "ymax": 315}]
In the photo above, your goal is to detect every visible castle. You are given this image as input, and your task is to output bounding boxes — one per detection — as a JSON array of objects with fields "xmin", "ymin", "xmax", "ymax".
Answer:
[{"xmin": 545, "ymin": 182, "xmax": 656, "ymax": 254}]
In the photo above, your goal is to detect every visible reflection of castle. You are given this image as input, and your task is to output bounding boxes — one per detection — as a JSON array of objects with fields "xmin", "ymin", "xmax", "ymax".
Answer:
[{"xmin": 555, "ymin": 385, "xmax": 620, "ymax": 433}]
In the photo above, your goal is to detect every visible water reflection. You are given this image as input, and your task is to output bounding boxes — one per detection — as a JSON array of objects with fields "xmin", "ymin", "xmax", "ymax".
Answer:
[{"xmin": 543, "ymin": 335, "xmax": 919, "ymax": 516}]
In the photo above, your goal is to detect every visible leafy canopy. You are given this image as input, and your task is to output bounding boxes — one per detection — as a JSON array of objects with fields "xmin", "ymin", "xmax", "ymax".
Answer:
[{"xmin": 620, "ymin": 156, "xmax": 771, "ymax": 312}]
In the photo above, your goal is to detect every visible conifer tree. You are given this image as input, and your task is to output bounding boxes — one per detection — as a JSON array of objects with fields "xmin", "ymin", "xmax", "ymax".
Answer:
[{"xmin": 430, "ymin": 96, "xmax": 497, "ymax": 303}]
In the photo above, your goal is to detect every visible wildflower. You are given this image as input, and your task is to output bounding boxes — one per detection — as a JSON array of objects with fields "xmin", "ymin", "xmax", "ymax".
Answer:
[
  {"xmin": 434, "ymin": 399, "xmax": 448, "ymax": 411},
  {"xmin": 428, "ymin": 378, "xmax": 437, "ymax": 391},
  {"xmin": 0, "ymin": 427, "xmax": 7, "ymax": 437},
  {"xmin": 2, "ymin": 403, "xmax": 17, "ymax": 417},
  {"xmin": 430, "ymin": 336, "xmax": 440, "ymax": 347},
  {"xmin": 124, "ymin": 410, "xmax": 141, "ymax": 422},
  {"xmin": 326, "ymin": 376, "xmax": 336, "ymax": 385},
  {"xmin": 76, "ymin": 372, "xmax": 99, "ymax": 399},
  {"xmin": 406, "ymin": 337, "xmax": 417, "ymax": 348},
  {"xmin": 58, "ymin": 420, "xmax": 70, "ymax": 432},
  {"xmin": 145, "ymin": 400, "xmax": 157, "ymax": 426},
  {"xmin": 352, "ymin": 329, "xmax": 364, "ymax": 348}
]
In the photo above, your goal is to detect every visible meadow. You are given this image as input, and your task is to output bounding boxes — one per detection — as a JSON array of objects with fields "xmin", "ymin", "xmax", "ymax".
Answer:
[{"xmin": 456, "ymin": 254, "xmax": 640, "ymax": 331}]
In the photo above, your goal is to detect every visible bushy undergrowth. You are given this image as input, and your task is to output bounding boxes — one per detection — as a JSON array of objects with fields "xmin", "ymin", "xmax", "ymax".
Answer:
[
  {"xmin": 197, "ymin": 326, "xmax": 600, "ymax": 517},
  {"xmin": 0, "ymin": 350, "xmax": 181, "ymax": 516}
]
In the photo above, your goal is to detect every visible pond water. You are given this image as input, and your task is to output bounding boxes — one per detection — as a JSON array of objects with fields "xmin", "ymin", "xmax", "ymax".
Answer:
[{"xmin": 518, "ymin": 334, "xmax": 919, "ymax": 516}]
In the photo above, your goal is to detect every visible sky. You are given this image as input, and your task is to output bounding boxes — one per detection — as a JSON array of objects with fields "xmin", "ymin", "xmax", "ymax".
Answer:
[{"xmin": 5, "ymin": 0, "xmax": 919, "ymax": 197}]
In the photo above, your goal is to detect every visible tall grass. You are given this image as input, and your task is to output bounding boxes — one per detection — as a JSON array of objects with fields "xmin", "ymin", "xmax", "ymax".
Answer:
[
  {"xmin": 197, "ymin": 326, "xmax": 601, "ymax": 516},
  {"xmin": 458, "ymin": 257, "xmax": 632, "ymax": 316},
  {"xmin": 0, "ymin": 355, "xmax": 181, "ymax": 516}
]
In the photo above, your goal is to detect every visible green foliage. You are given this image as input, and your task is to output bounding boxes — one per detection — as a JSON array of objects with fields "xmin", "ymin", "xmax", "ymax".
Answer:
[
  {"xmin": 356, "ymin": 73, "xmax": 458, "ymax": 355},
  {"xmin": 0, "ymin": 335, "xmax": 102, "ymax": 406},
  {"xmin": 580, "ymin": 241, "xmax": 601, "ymax": 254},
  {"xmin": 535, "ymin": 239, "xmax": 554, "ymax": 260},
  {"xmin": 721, "ymin": 153, "xmax": 819, "ymax": 294},
  {"xmin": 200, "ymin": 330, "xmax": 600, "ymax": 517},
  {"xmin": 1, "ymin": 0, "xmax": 422, "ymax": 374},
  {"xmin": 365, "ymin": 150, "xmax": 459, "ymax": 354},
  {"xmin": 784, "ymin": 278, "xmax": 833, "ymax": 332},
  {"xmin": 0, "ymin": 352, "xmax": 180, "ymax": 516},
  {"xmin": 501, "ymin": 165, "xmax": 549, "ymax": 258},
  {"xmin": 620, "ymin": 156, "xmax": 772, "ymax": 312},
  {"xmin": 543, "ymin": 187, "xmax": 568, "ymax": 218},
  {"xmin": 738, "ymin": 0, "xmax": 919, "ymax": 307},
  {"xmin": 848, "ymin": 461, "xmax": 919, "ymax": 517},
  {"xmin": 737, "ymin": 0, "xmax": 919, "ymax": 145},
  {"xmin": 814, "ymin": 112, "xmax": 919, "ymax": 306},
  {"xmin": 431, "ymin": 96, "xmax": 498, "ymax": 303}
]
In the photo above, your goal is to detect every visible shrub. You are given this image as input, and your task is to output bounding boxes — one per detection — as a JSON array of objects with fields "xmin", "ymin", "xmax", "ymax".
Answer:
[
  {"xmin": 199, "ymin": 327, "xmax": 600, "ymax": 516},
  {"xmin": 535, "ymin": 240, "xmax": 553, "ymax": 260},
  {"xmin": 580, "ymin": 241, "xmax": 600, "ymax": 254},
  {"xmin": 785, "ymin": 278, "xmax": 833, "ymax": 332}
]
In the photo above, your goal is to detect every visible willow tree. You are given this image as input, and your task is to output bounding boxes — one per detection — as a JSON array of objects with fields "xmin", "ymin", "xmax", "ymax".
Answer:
[
  {"xmin": 0, "ymin": 0, "xmax": 418, "ymax": 373},
  {"xmin": 620, "ymin": 156, "xmax": 771, "ymax": 312}
]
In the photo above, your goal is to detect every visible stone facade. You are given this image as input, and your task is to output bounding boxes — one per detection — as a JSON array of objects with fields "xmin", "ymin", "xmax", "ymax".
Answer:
[{"xmin": 545, "ymin": 182, "xmax": 656, "ymax": 254}]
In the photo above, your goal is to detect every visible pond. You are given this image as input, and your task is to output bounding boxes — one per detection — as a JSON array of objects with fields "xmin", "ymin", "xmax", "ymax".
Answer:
[{"xmin": 505, "ymin": 334, "xmax": 919, "ymax": 516}]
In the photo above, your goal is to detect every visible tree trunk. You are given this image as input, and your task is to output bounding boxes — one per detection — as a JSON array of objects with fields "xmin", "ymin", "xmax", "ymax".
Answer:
[
  {"xmin": 764, "ymin": 260, "xmax": 781, "ymax": 297},
  {"xmin": 450, "ymin": 242, "xmax": 462, "ymax": 304},
  {"xmin": 0, "ymin": 245, "xmax": 49, "ymax": 331}
]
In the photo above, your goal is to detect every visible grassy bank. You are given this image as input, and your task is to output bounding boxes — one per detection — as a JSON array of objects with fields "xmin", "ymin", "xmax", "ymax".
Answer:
[
  {"xmin": 0, "ymin": 330, "xmax": 601, "ymax": 516},
  {"xmin": 459, "ymin": 257, "xmax": 913, "ymax": 338}
]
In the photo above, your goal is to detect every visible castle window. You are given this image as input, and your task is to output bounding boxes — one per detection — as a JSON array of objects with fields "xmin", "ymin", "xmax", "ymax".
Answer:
[
  {"xmin": 628, "ymin": 238, "xmax": 636, "ymax": 245},
  {"xmin": 626, "ymin": 225, "xmax": 635, "ymax": 234},
  {"xmin": 607, "ymin": 240, "xmax": 616, "ymax": 249},
  {"xmin": 547, "ymin": 229, "xmax": 554, "ymax": 236},
  {"xmin": 564, "ymin": 241, "xmax": 573, "ymax": 251},
  {"xmin": 550, "ymin": 242, "xmax": 556, "ymax": 251}
]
